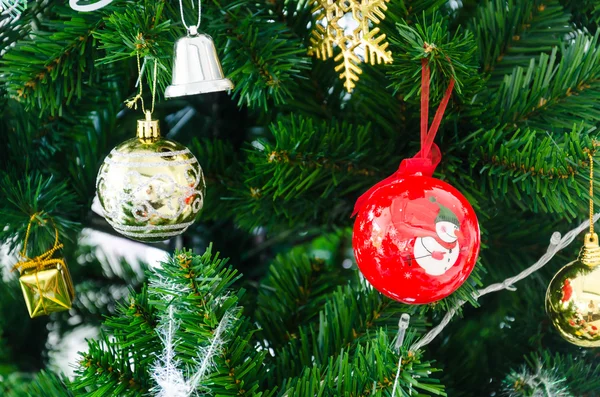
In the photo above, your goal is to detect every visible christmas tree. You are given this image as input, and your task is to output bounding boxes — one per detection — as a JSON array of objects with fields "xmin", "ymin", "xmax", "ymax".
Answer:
[{"xmin": 3, "ymin": 0, "xmax": 600, "ymax": 395}]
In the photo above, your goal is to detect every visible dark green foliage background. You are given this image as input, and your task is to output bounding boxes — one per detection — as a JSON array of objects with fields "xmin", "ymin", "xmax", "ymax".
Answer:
[{"xmin": 2, "ymin": 0, "xmax": 600, "ymax": 395}]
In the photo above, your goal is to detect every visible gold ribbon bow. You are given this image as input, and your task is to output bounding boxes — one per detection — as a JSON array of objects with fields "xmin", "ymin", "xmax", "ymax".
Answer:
[
  {"xmin": 12, "ymin": 213, "xmax": 65, "ymax": 274},
  {"xmin": 12, "ymin": 213, "xmax": 74, "ymax": 316}
]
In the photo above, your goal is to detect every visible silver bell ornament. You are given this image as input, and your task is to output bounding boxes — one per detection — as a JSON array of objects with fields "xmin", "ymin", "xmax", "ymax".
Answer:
[
  {"xmin": 165, "ymin": 26, "xmax": 233, "ymax": 98},
  {"xmin": 96, "ymin": 112, "xmax": 206, "ymax": 242}
]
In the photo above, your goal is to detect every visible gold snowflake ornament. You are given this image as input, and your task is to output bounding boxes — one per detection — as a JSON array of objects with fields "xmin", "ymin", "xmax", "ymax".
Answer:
[{"xmin": 308, "ymin": 0, "xmax": 393, "ymax": 92}]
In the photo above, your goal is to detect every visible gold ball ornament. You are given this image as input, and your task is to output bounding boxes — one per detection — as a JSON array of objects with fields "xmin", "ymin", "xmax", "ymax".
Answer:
[
  {"xmin": 546, "ymin": 233, "xmax": 600, "ymax": 347},
  {"xmin": 96, "ymin": 115, "xmax": 205, "ymax": 242}
]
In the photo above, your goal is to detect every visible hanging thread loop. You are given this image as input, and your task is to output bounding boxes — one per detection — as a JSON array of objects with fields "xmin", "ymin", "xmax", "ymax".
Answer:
[
  {"xmin": 419, "ymin": 57, "xmax": 455, "ymax": 162},
  {"xmin": 580, "ymin": 149, "xmax": 600, "ymax": 267},
  {"xmin": 352, "ymin": 53, "xmax": 455, "ymax": 216},
  {"xmin": 12, "ymin": 213, "xmax": 64, "ymax": 274},
  {"xmin": 590, "ymin": 150, "xmax": 594, "ymax": 235},
  {"xmin": 125, "ymin": 52, "xmax": 159, "ymax": 116},
  {"xmin": 179, "ymin": 0, "xmax": 202, "ymax": 34}
]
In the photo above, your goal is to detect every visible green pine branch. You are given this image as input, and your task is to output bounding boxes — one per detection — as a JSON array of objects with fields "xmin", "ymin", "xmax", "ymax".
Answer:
[
  {"xmin": 254, "ymin": 247, "xmax": 354, "ymax": 348},
  {"xmin": 268, "ymin": 281, "xmax": 427, "ymax": 384},
  {"xmin": 71, "ymin": 247, "xmax": 268, "ymax": 396},
  {"xmin": 279, "ymin": 331, "xmax": 446, "ymax": 396},
  {"xmin": 465, "ymin": 124, "xmax": 595, "ymax": 217},
  {"xmin": 76, "ymin": 336, "xmax": 151, "ymax": 396},
  {"xmin": 218, "ymin": 9, "xmax": 310, "ymax": 110},
  {"xmin": 388, "ymin": 11, "xmax": 481, "ymax": 102},
  {"xmin": 480, "ymin": 32, "xmax": 600, "ymax": 130},
  {"xmin": 472, "ymin": 0, "xmax": 572, "ymax": 84},
  {"xmin": 94, "ymin": 0, "xmax": 173, "ymax": 65},
  {"xmin": 561, "ymin": 0, "xmax": 600, "ymax": 33},
  {"xmin": 502, "ymin": 350, "xmax": 600, "ymax": 396},
  {"xmin": 0, "ymin": 6, "xmax": 104, "ymax": 117},
  {"xmin": 0, "ymin": 171, "xmax": 80, "ymax": 254},
  {"xmin": 537, "ymin": 350, "xmax": 600, "ymax": 395},
  {"xmin": 2, "ymin": 371, "xmax": 73, "ymax": 397},
  {"xmin": 233, "ymin": 115, "xmax": 395, "ymax": 231},
  {"xmin": 71, "ymin": 286, "xmax": 157, "ymax": 396}
]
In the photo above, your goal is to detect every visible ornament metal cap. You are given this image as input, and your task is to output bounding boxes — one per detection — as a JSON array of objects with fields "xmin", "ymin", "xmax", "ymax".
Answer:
[
  {"xmin": 137, "ymin": 111, "xmax": 160, "ymax": 140},
  {"xmin": 164, "ymin": 31, "xmax": 233, "ymax": 98},
  {"xmin": 580, "ymin": 232, "xmax": 600, "ymax": 267}
]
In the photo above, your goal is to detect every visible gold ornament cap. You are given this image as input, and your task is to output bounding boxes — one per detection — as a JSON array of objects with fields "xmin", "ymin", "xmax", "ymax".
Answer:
[
  {"xmin": 580, "ymin": 150, "xmax": 600, "ymax": 267},
  {"xmin": 581, "ymin": 232, "xmax": 600, "ymax": 267},
  {"xmin": 137, "ymin": 111, "xmax": 160, "ymax": 140}
]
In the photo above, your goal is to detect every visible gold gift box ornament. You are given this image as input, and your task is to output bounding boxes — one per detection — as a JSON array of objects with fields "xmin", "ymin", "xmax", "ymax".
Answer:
[{"xmin": 12, "ymin": 215, "xmax": 75, "ymax": 318}]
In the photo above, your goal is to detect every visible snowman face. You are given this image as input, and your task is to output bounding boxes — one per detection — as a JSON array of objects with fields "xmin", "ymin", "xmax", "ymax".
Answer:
[{"xmin": 436, "ymin": 221, "xmax": 459, "ymax": 243}]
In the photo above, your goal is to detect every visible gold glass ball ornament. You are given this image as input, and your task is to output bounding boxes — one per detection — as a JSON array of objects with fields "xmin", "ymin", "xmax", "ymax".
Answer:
[
  {"xmin": 546, "ymin": 232, "xmax": 600, "ymax": 347},
  {"xmin": 96, "ymin": 113, "xmax": 206, "ymax": 242}
]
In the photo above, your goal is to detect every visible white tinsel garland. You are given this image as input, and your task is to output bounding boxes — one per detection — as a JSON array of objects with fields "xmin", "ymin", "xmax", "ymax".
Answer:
[
  {"xmin": 151, "ymin": 305, "xmax": 188, "ymax": 397},
  {"xmin": 150, "ymin": 266, "xmax": 237, "ymax": 397},
  {"xmin": 187, "ymin": 309, "xmax": 236, "ymax": 392},
  {"xmin": 501, "ymin": 360, "xmax": 570, "ymax": 397},
  {"xmin": 149, "ymin": 287, "xmax": 236, "ymax": 396}
]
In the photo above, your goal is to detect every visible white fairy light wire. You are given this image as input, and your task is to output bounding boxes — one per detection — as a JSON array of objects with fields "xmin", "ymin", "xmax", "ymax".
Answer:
[
  {"xmin": 391, "ymin": 313, "xmax": 410, "ymax": 396},
  {"xmin": 410, "ymin": 212, "xmax": 600, "ymax": 352}
]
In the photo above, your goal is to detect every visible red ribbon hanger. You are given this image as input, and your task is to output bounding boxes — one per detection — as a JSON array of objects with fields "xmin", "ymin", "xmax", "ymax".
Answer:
[{"xmin": 352, "ymin": 57, "xmax": 455, "ymax": 216}]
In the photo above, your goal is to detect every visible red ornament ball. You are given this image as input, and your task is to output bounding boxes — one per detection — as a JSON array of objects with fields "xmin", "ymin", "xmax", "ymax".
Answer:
[{"xmin": 352, "ymin": 175, "xmax": 480, "ymax": 304}]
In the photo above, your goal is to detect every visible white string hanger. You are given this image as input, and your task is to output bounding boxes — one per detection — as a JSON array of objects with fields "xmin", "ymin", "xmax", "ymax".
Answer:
[
  {"xmin": 179, "ymin": 0, "xmax": 201, "ymax": 36},
  {"xmin": 69, "ymin": 0, "xmax": 113, "ymax": 12}
]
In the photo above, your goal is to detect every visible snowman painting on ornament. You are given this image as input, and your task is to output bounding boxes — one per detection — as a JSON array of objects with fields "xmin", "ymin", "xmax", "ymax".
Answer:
[
  {"xmin": 409, "ymin": 200, "xmax": 462, "ymax": 276},
  {"xmin": 371, "ymin": 196, "xmax": 466, "ymax": 277},
  {"xmin": 403, "ymin": 197, "xmax": 463, "ymax": 276}
]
